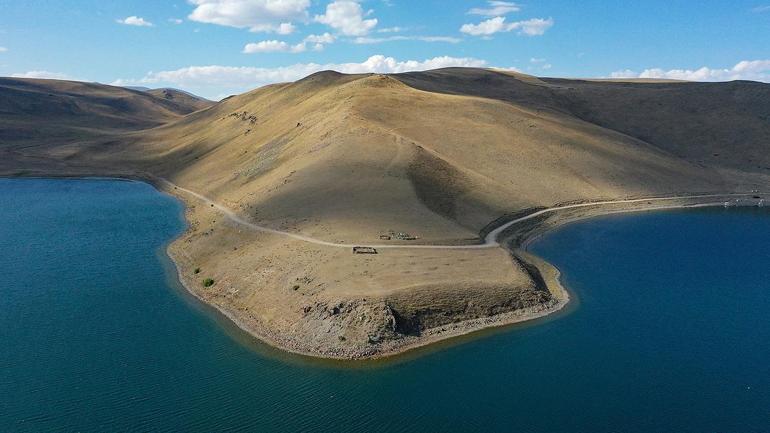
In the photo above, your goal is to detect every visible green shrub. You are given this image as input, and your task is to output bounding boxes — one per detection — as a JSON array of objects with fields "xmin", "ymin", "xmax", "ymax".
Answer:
[
  {"xmin": 203, "ymin": 278, "xmax": 215, "ymax": 287},
  {"xmin": 194, "ymin": 267, "xmax": 201, "ymax": 274}
]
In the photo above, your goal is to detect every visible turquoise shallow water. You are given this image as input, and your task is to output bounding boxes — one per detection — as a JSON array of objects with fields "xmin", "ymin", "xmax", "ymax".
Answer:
[{"xmin": 1, "ymin": 178, "xmax": 769, "ymax": 432}]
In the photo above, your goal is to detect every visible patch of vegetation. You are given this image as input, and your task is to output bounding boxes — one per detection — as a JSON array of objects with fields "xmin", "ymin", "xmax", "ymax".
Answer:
[
  {"xmin": 203, "ymin": 278, "xmax": 215, "ymax": 287},
  {"xmin": 194, "ymin": 267, "xmax": 201, "ymax": 274}
]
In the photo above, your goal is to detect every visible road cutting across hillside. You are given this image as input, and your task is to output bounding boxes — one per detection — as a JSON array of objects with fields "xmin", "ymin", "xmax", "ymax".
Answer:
[{"xmin": 161, "ymin": 178, "xmax": 763, "ymax": 250}]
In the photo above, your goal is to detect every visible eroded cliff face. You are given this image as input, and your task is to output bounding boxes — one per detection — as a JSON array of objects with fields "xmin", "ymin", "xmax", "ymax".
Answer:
[
  {"xmin": 288, "ymin": 281, "xmax": 555, "ymax": 358},
  {"xmin": 386, "ymin": 284, "xmax": 553, "ymax": 337},
  {"xmin": 293, "ymin": 299, "xmax": 400, "ymax": 357}
]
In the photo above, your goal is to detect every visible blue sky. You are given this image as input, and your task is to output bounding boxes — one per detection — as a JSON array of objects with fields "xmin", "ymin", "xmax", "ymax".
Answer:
[{"xmin": 1, "ymin": 0, "xmax": 768, "ymax": 99}]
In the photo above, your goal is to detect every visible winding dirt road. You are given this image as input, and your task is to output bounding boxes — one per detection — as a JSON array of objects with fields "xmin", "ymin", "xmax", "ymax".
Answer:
[{"xmin": 161, "ymin": 179, "xmax": 761, "ymax": 250}]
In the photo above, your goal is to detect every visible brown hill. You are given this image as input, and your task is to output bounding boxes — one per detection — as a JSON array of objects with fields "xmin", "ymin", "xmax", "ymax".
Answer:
[
  {"xmin": 111, "ymin": 69, "xmax": 768, "ymax": 236},
  {"xmin": 395, "ymin": 68, "xmax": 770, "ymax": 173},
  {"xmin": 0, "ymin": 78, "xmax": 210, "ymax": 148},
  {"xmin": 145, "ymin": 88, "xmax": 214, "ymax": 113},
  {"xmin": 2, "ymin": 69, "xmax": 769, "ymax": 358}
]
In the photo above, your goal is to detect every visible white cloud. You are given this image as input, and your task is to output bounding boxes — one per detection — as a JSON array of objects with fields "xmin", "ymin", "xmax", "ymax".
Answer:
[
  {"xmin": 0, "ymin": 46, "xmax": 7, "ymax": 53},
  {"xmin": 468, "ymin": 1, "xmax": 520, "ymax": 16},
  {"xmin": 492, "ymin": 66, "xmax": 523, "ymax": 73},
  {"xmin": 188, "ymin": 0, "xmax": 309, "ymax": 33},
  {"xmin": 243, "ymin": 33, "xmax": 336, "ymax": 54},
  {"xmin": 377, "ymin": 26, "xmax": 404, "ymax": 33},
  {"xmin": 461, "ymin": 16, "xmax": 553, "ymax": 36},
  {"xmin": 610, "ymin": 60, "xmax": 770, "ymax": 82},
  {"xmin": 116, "ymin": 16, "xmax": 154, "ymax": 27},
  {"xmin": 461, "ymin": 16, "xmax": 506, "ymax": 35},
  {"xmin": 243, "ymin": 40, "xmax": 306, "ymax": 53},
  {"xmin": 11, "ymin": 71, "xmax": 75, "ymax": 80},
  {"xmin": 169, "ymin": 18, "xmax": 184, "ymax": 24},
  {"xmin": 315, "ymin": 0, "xmax": 377, "ymax": 36},
  {"xmin": 353, "ymin": 35, "xmax": 461, "ymax": 44},
  {"xmin": 752, "ymin": 5, "xmax": 770, "ymax": 12},
  {"xmin": 275, "ymin": 22, "xmax": 296, "ymax": 34},
  {"xmin": 511, "ymin": 18, "xmax": 553, "ymax": 36},
  {"xmin": 112, "ymin": 54, "xmax": 487, "ymax": 98},
  {"xmin": 304, "ymin": 32, "xmax": 336, "ymax": 44}
]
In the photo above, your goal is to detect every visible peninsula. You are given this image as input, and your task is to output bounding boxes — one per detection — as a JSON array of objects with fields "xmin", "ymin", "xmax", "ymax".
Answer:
[{"xmin": 2, "ymin": 69, "xmax": 768, "ymax": 359}]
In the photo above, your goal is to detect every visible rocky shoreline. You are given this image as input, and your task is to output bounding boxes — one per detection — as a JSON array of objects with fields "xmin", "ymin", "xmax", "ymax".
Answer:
[
  {"xmin": 4, "ymin": 173, "xmax": 763, "ymax": 361},
  {"xmin": 159, "ymin": 177, "xmax": 575, "ymax": 360},
  {"xmin": 167, "ymin": 239, "xmax": 569, "ymax": 361}
]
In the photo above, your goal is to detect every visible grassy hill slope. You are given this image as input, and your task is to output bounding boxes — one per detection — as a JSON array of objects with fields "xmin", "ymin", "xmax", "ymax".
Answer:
[
  {"xmin": 395, "ymin": 68, "xmax": 770, "ymax": 173},
  {"xmin": 0, "ymin": 78, "xmax": 210, "ymax": 148},
  {"xmin": 145, "ymin": 88, "xmax": 214, "ymax": 113},
  {"xmin": 2, "ymin": 69, "xmax": 768, "ymax": 358},
  {"xmin": 112, "ymin": 69, "xmax": 768, "ymax": 240}
]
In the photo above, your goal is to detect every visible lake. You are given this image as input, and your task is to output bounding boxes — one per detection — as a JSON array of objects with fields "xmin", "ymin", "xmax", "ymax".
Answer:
[{"xmin": 1, "ymin": 178, "xmax": 768, "ymax": 432}]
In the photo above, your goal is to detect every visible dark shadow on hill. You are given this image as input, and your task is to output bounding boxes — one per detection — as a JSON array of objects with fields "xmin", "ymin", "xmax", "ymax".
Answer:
[{"xmin": 392, "ymin": 68, "xmax": 770, "ymax": 173}]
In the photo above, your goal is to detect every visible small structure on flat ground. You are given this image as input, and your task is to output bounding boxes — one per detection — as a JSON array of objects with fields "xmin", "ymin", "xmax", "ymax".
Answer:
[
  {"xmin": 381, "ymin": 230, "xmax": 418, "ymax": 241},
  {"xmin": 394, "ymin": 232, "xmax": 417, "ymax": 241},
  {"xmin": 353, "ymin": 246, "xmax": 378, "ymax": 254}
]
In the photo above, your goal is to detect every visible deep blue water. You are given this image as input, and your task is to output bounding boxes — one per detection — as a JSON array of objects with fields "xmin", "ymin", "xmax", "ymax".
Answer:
[{"xmin": 1, "ymin": 178, "xmax": 769, "ymax": 432}]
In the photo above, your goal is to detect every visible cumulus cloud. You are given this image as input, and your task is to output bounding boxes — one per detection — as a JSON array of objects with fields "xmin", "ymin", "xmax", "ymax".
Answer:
[
  {"xmin": 493, "ymin": 66, "xmax": 523, "ymax": 73},
  {"xmin": 468, "ymin": 1, "xmax": 520, "ymax": 16},
  {"xmin": 169, "ymin": 18, "xmax": 184, "ymax": 24},
  {"xmin": 243, "ymin": 33, "xmax": 336, "ymax": 53},
  {"xmin": 0, "ymin": 46, "xmax": 7, "ymax": 53},
  {"xmin": 315, "ymin": 0, "xmax": 378, "ymax": 36},
  {"xmin": 274, "ymin": 23, "xmax": 297, "ymax": 34},
  {"xmin": 461, "ymin": 16, "xmax": 506, "ymax": 35},
  {"xmin": 512, "ymin": 18, "xmax": 554, "ymax": 36},
  {"xmin": 11, "ymin": 71, "xmax": 76, "ymax": 80},
  {"xmin": 353, "ymin": 35, "xmax": 461, "ymax": 44},
  {"xmin": 116, "ymin": 16, "xmax": 154, "ymax": 27},
  {"xmin": 304, "ymin": 32, "xmax": 335, "ymax": 44},
  {"xmin": 188, "ymin": 0, "xmax": 309, "ymax": 33},
  {"xmin": 243, "ymin": 40, "xmax": 306, "ymax": 53},
  {"xmin": 112, "ymin": 54, "xmax": 487, "ymax": 98},
  {"xmin": 610, "ymin": 60, "xmax": 770, "ymax": 82},
  {"xmin": 460, "ymin": 16, "xmax": 552, "ymax": 36}
]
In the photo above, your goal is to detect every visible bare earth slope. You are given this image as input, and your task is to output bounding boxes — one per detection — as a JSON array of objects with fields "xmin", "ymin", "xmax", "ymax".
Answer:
[{"xmin": 1, "ymin": 69, "xmax": 768, "ymax": 358}]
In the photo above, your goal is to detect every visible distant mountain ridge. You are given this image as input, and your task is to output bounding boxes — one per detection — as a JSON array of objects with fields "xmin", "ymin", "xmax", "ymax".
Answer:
[
  {"xmin": 124, "ymin": 86, "xmax": 151, "ymax": 92},
  {"xmin": 145, "ymin": 88, "xmax": 214, "ymax": 112},
  {"xmin": 0, "ymin": 77, "xmax": 213, "ymax": 146}
]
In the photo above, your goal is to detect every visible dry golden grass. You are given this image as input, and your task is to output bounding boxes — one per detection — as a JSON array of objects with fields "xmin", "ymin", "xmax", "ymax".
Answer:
[{"xmin": 2, "ymin": 68, "xmax": 768, "ymax": 358}]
